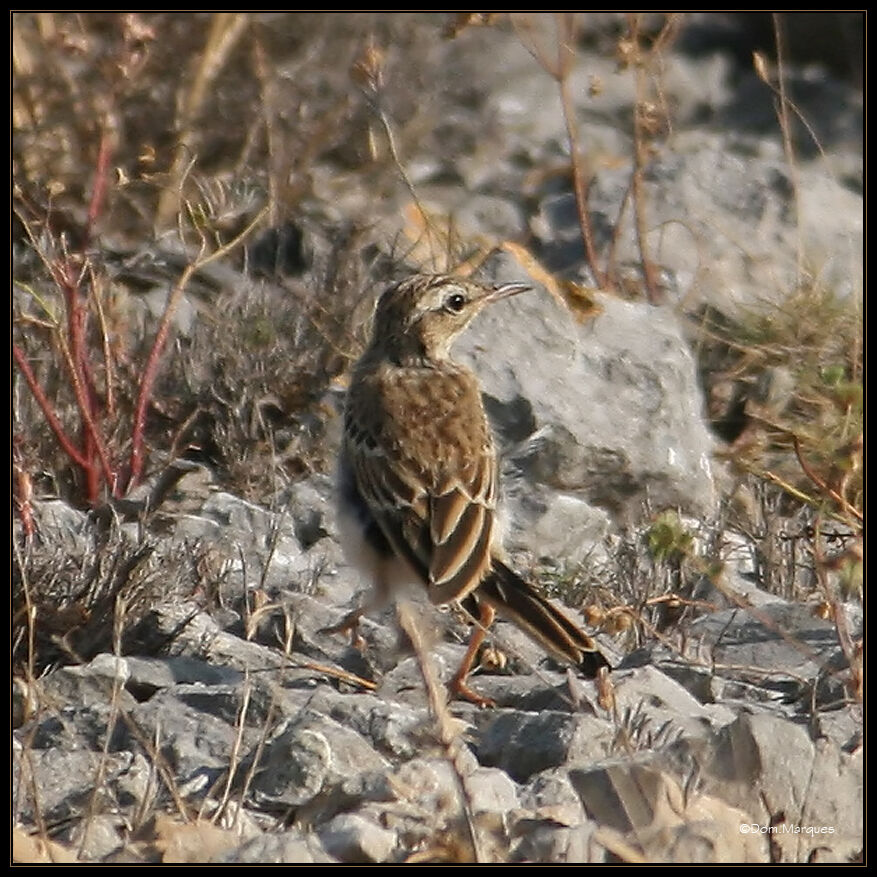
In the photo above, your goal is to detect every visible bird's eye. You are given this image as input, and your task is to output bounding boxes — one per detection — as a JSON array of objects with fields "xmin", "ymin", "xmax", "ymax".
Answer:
[{"xmin": 445, "ymin": 293, "xmax": 466, "ymax": 313}]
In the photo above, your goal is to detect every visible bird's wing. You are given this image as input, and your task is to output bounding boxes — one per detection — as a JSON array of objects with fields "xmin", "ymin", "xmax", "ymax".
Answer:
[
  {"xmin": 425, "ymin": 453, "xmax": 496, "ymax": 603},
  {"xmin": 345, "ymin": 392, "xmax": 497, "ymax": 605}
]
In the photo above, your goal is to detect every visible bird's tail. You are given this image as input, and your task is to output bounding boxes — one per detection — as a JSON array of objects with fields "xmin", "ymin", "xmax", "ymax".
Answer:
[{"xmin": 478, "ymin": 560, "xmax": 610, "ymax": 677}]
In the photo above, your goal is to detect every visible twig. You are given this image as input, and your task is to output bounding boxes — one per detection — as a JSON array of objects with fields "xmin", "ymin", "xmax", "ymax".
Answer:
[
  {"xmin": 626, "ymin": 13, "xmax": 663, "ymax": 304},
  {"xmin": 13, "ymin": 344, "xmax": 90, "ymax": 470},
  {"xmin": 792, "ymin": 434, "xmax": 862, "ymax": 523},
  {"xmin": 281, "ymin": 658, "xmax": 377, "ymax": 692},
  {"xmin": 558, "ymin": 73, "xmax": 606, "ymax": 287},
  {"xmin": 154, "ymin": 13, "xmax": 249, "ymax": 231},
  {"xmin": 513, "ymin": 13, "xmax": 607, "ymax": 287},
  {"xmin": 210, "ymin": 675, "xmax": 251, "ymax": 824},
  {"xmin": 85, "ymin": 128, "xmax": 113, "ymax": 246},
  {"xmin": 770, "ymin": 14, "xmax": 804, "ymax": 281},
  {"xmin": 126, "ymin": 206, "xmax": 267, "ymax": 490},
  {"xmin": 87, "ymin": 265, "xmax": 116, "ymax": 418},
  {"xmin": 51, "ymin": 296, "xmax": 119, "ymax": 500}
]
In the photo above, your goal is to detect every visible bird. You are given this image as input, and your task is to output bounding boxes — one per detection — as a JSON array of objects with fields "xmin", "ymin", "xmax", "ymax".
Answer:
[{"xmin": 329, "ymin": 273, "xmax": 609, "ymax": 705}]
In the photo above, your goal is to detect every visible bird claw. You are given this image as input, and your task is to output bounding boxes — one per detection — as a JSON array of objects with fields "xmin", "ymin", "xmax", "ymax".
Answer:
[
  {"xmin": 319, "ymin": 611, "xmax": 367, "ymax": 650},
  {"xmin": 448, "ymin": 678, "xmax": 496, "ymax": 709}
]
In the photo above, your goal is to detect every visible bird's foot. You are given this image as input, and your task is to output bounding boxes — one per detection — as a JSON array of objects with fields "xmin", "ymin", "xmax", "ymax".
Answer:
[
  {"xmin": 448, "ymin": 676, "xmax": 496, "ymax": 709},
  {"xmin": 319, "ymin": 610, "xmax": 367, "ymax": 650}
]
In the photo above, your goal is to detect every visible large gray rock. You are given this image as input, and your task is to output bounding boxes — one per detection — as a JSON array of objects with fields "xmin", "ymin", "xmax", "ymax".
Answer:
[
  {"xmin": 569, "ymin": 758, "xmax": 766, "ymax": 862},
  {"xmin": 691, "ymin": 712, "xmax": 863, "ymax": 863},
  {"xmin": 477, "ymin": 710, "xmax": 614, "ymax": 783},
  {"xmin": 215, "ymin": 830, "xmax": 337, "ymax": 864},
  {"xmin": 459, "ymin": 272, "xmax": 717, "ymax": 555},
  {"xmin": 317, "ymin": 813, "xmax": 397, "ymax": 864},
  {"xmin": 249, "ymin": 712, "xmax": 389, "ymax": 810},
  {"xmin": 12, "ymin": 748, "xmax": 151, "ymax": 826}
]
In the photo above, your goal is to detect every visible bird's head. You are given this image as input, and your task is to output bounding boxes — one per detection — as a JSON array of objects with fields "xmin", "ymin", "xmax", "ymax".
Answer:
[{"xmin": 369, "ymin": 274, "xmax": 531, "ymax": 363}]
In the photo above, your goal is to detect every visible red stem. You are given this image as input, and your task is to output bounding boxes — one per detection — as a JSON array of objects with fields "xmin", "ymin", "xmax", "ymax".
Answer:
[
  {"xmin": 127, "ymin": 263, "xmax": 197, "ymax": 490},
  {"xmin": 13, "ymin": 344, "xmax": 90, "ymax": 470},
  {"xmin": 13, "ymin": 439, "xmax": 36, "ymax": 539},
  {"xmin": 85, "ymin": 130, "xmax": 112, "ymax": 247},
  {"xmin": 53, "ymin": 262, "xmax": 117, "ymax": 501}
]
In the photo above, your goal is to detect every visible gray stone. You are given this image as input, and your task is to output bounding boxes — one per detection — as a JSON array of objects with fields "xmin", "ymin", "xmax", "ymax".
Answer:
[
  {"xmin": 693, "ymin": 712, "xmax": 863, "ymax": 863},
  {"xmin": 34, "ymin": 656, "xmax": 139, "ymax": 713},
  {"xmin": 477, "ymin": 710, "xmax": 614, "ymax": 783},
  {"xmin": 520, "ymin": 768, "xmax": 588, "ymax": 825},
  {"xmin": 24, "ymin": 703, "xmax": 123, "ymax": 752},
  {"xmin": 610, "ymin": 665, "xmax": 737, "ymax": 741},
  {"xmin": 120, "ymin": 693, "xmax": 245, "ymax": 789},
  {"xmin": 216, "ymin": 830, "xmax": 337, "ymax": 864},
  {"xmin": 510, "ymin": 817, "xmax": 598, "ymax": 864},
  {"xmin": 122, "ymin": 655, "xmax": 244, "ymax": 689},
  {"xmin": 13, "ymin": 748, "xmax": 151, "ymax": 826},
  {"xmin": 299, "ymin": 689, "xmax": 431, "ymax": 759},
  {"xmin": 250, "ymin": 713, "xmax": 389, "ymax": 809},
  {"xmin": 460, "ymin": 274, "xmax": 717, "ymax": 539},
  {"xmin": 685, "ymin": 602, "xmax": 846, "ymax": 701},
  {"xmin": 30, "ymin": 500, "xmax": 91, "ymax": 546},
  {"xmin": 318, "ymin": 813, "xmax": 397, "ymax": 863},
  {"xmin": 56, "ymin": 814, "xmax": 125, "ymax": 862},
  {"xmin": 466, "ymin": 766, "xmax": 520, "ymax": 814},
  {"xmin": 569, "ymin": 758, "xmax": 767, "ymax": 862}
]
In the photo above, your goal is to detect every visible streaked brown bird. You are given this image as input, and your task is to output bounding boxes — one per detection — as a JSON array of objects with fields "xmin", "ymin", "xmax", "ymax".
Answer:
[{"xmin": 331, "ymin": 273, "xmax": 609, "ymax": 705}]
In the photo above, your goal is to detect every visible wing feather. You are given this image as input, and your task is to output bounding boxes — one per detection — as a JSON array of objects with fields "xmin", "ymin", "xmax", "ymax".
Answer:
[{"xmin": 344, "ymin": 373, "xmax": 498, "ymax": 605}]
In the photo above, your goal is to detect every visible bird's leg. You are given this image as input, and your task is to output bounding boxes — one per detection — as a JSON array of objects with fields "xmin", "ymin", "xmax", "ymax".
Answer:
[
  {"xmin": 449, "ymin": 601, "xmax": 497, "ymax": 708},
  {"xmin": 319, "ymin": 606, "xmax": 368, "ymax": 649},
  {"xmin": 320, "ymin": 571, "xmax": 391, "ymax": 650}
]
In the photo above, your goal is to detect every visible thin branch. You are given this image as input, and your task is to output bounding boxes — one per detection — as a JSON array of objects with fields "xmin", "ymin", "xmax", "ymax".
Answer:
[
  {"xmin": 792, "ymin": 435, "xmax": 862, "ymax": 523},
  {"xmin": 13, "ymin": 344, "xmax": 90, "ymax": 470},
  {"xmin": 558, "ymin": 73, "xmax": 607, "ymax": 288},
  {"xmin": 126, "ymin": 257, "xmax": 200, "ymax": 491},
  {"xmin": 396, "ymin": 601, "xmax": 483, "ymax": 863},
  {"xmin": 52, "ymin": 315, "xmax": 118, "ymax": 500},
  {"xmin": 87, "ymin": 266, "xmax": 116, "ymax": 417},
  {"xmin": 127, "ymin": 206, "xmax": 268, "ymax": 490},
  {"xmin": 770, "ymin": 13, "xmax": 804, "ymax": 282},
  {"xmin": 626, "ymin": 14, "xmax": 662, "ymax": 304},
  {"xmin": 85, "ymin": 128, "xmax": 113, "ymax": 245},
  {"xmin": 154, "ymin": 13, "xmax": 249, "ymax": 230}
]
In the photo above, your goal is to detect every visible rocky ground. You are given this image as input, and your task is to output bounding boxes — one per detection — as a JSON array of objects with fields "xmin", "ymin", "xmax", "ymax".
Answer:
[{"xmin": 13, "ymin": 13, "xmax": 862, "ymax": 863}]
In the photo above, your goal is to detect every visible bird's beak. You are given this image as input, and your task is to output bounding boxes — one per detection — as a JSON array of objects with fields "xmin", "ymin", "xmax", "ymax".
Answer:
[{"xmin": 485, "ymin": 282, "xmax": 532, "ymax": 303}]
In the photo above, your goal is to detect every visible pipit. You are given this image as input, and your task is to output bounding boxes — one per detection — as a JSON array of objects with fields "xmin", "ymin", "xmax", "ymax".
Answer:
[{"xmin": 330, "ymin": 273, "xmax": 609, "ymax": 705}]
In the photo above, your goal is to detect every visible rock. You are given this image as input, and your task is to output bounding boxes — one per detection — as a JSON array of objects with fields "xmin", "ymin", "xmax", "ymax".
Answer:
[
  {"xmin": 691, "ymin": 712, "xmax": 863, "ymax": 863},
  {"xmin": 27, "ymin": 703, "xmax": 124, "ymax": 752},
  {"xmin": 685, "ymin": 601, "xmax": 847, "ymax": 702},
  {"xmin": 217, "ymin": 830, "xmax": 337, "ymax": 864},
  {"xmin": 117, "ymin": 692, "xmax": 253, "ymax": 792},
  {"xmin": 29, "ymin": 500, "xmax": 91, "ymax": 547},
  {"xmin": 36, "ymin": 654, "xmax": 139, "ymax": 712},
  {"xmin": 56, "ymin": 814, "xmax": 126, "ymax": 861},
  {"xmin": 569, "ymin": 759, "xmax": 766, "ymax": 862},
  {"xmin": 610, "ymin": 665, "xmax": 737, "ymax": 740},
  {"xmin": 465, "ymin": 765, "xmax": 521, "ymax": 814},
  {"xmin": 460, "ymin": 268, "xmax": 718, "ymax": 542},
  {"xmin": 13, "ymin": 748, "xmax": 151, "ymax": 826},
  {"xmin": 318, "ymin": 813, "xmax": 397, "ymax": 863},
  {"xmin": 510, "ymin": 817, "xmax": 598, "ymax": 864},
  {"xmin": 477, "ymin": 710, "xmax": 614, "ymax": 783},
  {"xmin": 298, "ymin": 689, "xmax": 433, "ymax": 759},
  {"xmin": 249, "ymin": 713, "xmax": 389, "ymax": 809}
]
